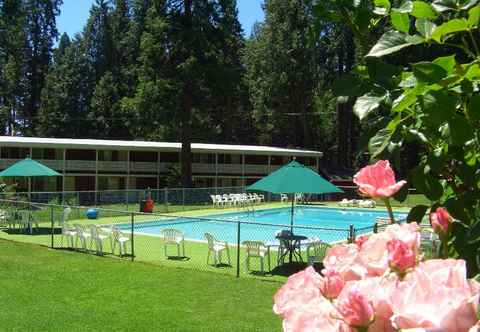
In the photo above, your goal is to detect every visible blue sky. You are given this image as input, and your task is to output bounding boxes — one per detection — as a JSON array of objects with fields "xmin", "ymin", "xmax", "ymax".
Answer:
[{"xmin": 57, "ymin": 0, "xmax": 264, "ymax": 39}]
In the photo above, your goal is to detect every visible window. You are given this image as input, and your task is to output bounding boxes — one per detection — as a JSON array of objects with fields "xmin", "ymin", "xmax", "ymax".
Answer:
[
  {"xmin": 98, "ymin": 150, "xmax": 128, "ymax": 161},
  {"xmin": 32, "ymin": 148, "xmax": 62, "ymax": 160},
  {"xmin": 244, "ymin": 155, "xmax": 268, "ymax": 165},
  {"xmin": 193, "ymin": 153, "xmax": 214, "ymax": 164},
  {"xmin": 160, "ymin": 152, "xmax": 179, "ymax": 163},
  {"xmin": 66, "ymin": 149, "xmax": 96, "ymax": 160},
  {"xmin": 130, "ymin": 151, "xmax": 157, "ymax": 162},
  {"xmin": 1, "ymin": 147, "xmax": 29, "ymax": 159}
]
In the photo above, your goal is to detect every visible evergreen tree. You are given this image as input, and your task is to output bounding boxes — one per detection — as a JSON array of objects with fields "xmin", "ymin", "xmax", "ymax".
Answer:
[{"xmin": 244, "ymin": 0, "xmax": 319, "ymax": 149}]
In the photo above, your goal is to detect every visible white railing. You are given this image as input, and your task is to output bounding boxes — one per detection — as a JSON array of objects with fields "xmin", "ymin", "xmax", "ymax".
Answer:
[
  {"xmin": 129, "ymin": 161, "xmax": 157, "ymax": 173},
  {"xmin": 97, "ymin": 161, "xmax": 128, "ymax": 172},
  {"xmin": 65, "ymin": 160, "xmax": 96, "ymax": 171},
  {"xmin": 244, "ymin": 164, "xmax": 269, "ymax": 174},
  {"xmin": 192, "ymin": 163, "xmax": 215, "ymax": 173}
]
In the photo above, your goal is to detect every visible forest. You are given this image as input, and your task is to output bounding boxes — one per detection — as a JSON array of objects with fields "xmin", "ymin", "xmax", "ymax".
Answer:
[{"xmin": 0, "ymin": 0, "xmax": 372, "ymax": 186}]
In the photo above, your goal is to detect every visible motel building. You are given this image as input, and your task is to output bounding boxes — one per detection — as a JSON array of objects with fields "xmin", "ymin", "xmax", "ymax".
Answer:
[{"xmin": 0, "ymin": 136, "xmax": 323, "ymax": 193}]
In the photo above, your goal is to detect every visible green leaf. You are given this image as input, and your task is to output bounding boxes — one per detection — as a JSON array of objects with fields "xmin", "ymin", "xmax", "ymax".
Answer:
[
  {"xmin": 368, "ymin": 128, "xmax": 394, "ymax": 158},
  {"xmin": 412, "ymin": 166, "xmax": 443, "ymax": 201},
  {"xmin": 413, "ymin": 62, "xmax": 448, "ymax": 83},
  {"xmin": 468, "ymin": 5, "xmax": 480, "ymax": 27},
  {"xmin": 432, "ymin": 0, "xmax": 457, "ymax": 12},
  {"xmin": 397, "ymin": 1, "xmax": 413, "ymax": 13},
  {"xmin": 393, "ymin": 183, "xmax": 409, "ymax": 202},
  {"xmin": 392, "ymin": 90, "xmax": 417, "ymax": 112},
  {"xmin": 374, "ymin": 0, "xmax": 391, "ymax": 14},
  {"xmin": 432, "ymin": 55, "xmax": 456, "ymax": 74},
  {"xmin": 407, "ymin": 204, "xmax": 429, "ymax": 223},
  {"xmin": 416, "ymin": 19, "xmax": 437, "ymax": 39},
  {"xmin": 448, "ymin": 115, "xmax": 475, "ymax": 145},
  {"xmin": 391, "ymin": 11, "xmax": 410, "ymax": 33},
  {"xmin": 333, "ymin": 74, "xmax": 365, "ymax": 97},
  {"xmin": 467, "ymin": 94, "xmax": 480, "ymax": 122},
  {"xmin": 461, "ymin": 0, "xmax": 480, "ymax": 10},
  {"xmin": 411, "ymin": 1, "xmax": 438, "ymax": 19},
  {"xmin": 367, "ymin": 31, "xmax": 422, "ymax": 57},
  {"xmin": 432, "ymin": 19, "xmax": 469, "ymax": 43},
  {"xmin": 422, "ymin": 91, "xmax": 457, "ymax": 124},
  {"xmin": 353, "ymin": 94, "xmax": 384, "ymax": 120}
]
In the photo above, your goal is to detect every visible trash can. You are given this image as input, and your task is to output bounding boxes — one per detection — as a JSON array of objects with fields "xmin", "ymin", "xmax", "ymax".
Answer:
[{"xmin": 139, "ymin": 198, "xmax": 154, "ymax": 213}]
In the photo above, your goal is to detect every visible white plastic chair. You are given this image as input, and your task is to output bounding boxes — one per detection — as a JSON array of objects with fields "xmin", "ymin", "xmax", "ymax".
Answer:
[
  {"xmin": 20, "ymin": 210, "xmax": 38, "ymax": 234},
  {"xmin": 58, "ymin": 207, "xmax": 72, "ymax": 225},
  {"xmin": 160, "ymin": 228, "xmax": 185, "ymax": 257},
  {"xmin": 89, "ymin": 225, "xmax": 110, "ymax": 255},
  {"xmin": 210, "ymin": 195, "xmax": 219, "ymax": 208},
  {"xmin": 204, "ymin": 233, "xmax": 231, "ymax": 266},
  {"xmin": 74, "ymin": 224, "xmax": 92, "ymax": 251},
  {"xmin": 112, "ymin": 227, "xmax": 131, "ymax": 257},
  {"xmin": 60, "ymin": 223, "xmax": 76, "ymax": 248},
  {"xmin": 306, "ymin": 240, "xmax": 329, "ymax": 266},
  {"xmin": 280, "ymin": 193, "xmax": 289, "ymax": 203},
  {"xmin": 242, "ymin": 240, "xmax": 270, "ymax": 273}
]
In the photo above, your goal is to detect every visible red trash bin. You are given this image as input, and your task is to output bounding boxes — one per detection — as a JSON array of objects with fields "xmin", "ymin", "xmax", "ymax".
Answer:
[{"xmin": 143, "ymin": 198, "xmax": 154, "ymax": 213}]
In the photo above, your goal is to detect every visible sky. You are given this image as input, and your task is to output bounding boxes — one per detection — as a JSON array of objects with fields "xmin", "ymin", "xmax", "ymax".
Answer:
[{"xmin": 57, "ymin": 0, "xmax": 265, "ymax": 39}]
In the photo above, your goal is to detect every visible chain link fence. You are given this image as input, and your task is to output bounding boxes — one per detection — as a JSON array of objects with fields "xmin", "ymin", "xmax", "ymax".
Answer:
[{"xmin": 0, "ymin": 198, "xmax": 390, "ymax": 278}]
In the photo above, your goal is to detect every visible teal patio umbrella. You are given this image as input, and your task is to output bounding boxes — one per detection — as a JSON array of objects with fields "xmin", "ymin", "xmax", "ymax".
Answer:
[
  {"xmin": 0, "ymin": 157, "xmax": 61, "ymax": 199},
  {"xmin": 247, "ymin": 160, "xmax": 343, "ymax": 229}
]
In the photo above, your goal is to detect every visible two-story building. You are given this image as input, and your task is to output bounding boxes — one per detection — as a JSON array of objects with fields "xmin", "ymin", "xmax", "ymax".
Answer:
[{"xmin": 0, "ymin": 136, "xmax": 323, "ymax": 192}]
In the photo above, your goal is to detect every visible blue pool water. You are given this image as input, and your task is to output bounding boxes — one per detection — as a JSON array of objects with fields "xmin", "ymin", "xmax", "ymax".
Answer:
[{"xmin": 125, "ymin": 207, "xmax": 407, "ymax": 244}]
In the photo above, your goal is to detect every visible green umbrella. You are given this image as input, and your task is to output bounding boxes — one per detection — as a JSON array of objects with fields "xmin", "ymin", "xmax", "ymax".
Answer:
[
  {"xmin": 247, "ymin": 160, "xmax": 343, "ymax": 229},
  {"xmin": 0, "ymin": 157, "xmax": 61, "ymax": 200}
]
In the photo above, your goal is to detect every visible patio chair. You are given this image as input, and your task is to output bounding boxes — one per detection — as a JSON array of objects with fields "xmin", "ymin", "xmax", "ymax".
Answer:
[
  {"xmin": 215, "ymin": 194, "xmax": 227, "ymax": 208},
  {"xmin": 306, "ymin": 240, "xmax": 330, "ymax": 266},
  {"xmin": 112, "ymin": 226, "xmax": 131, "ymax": 257},
  {"xmin": 160, "ymin": 228, "xmax": 185, "ymax": 257},
  {"xmin": 210, "ymin": 195, "xmax": 219, "ymax": 208},
  {"xmin": 74, "ymin": 224, "xmax": 92, "ymax": 251},
  {"xmin": 99, "ymin": 225, "xmax": 114, "ymax": 252},
  {"xmin": 242, "ymin": 240, "xmax": 270, "ymax": 273},
  {"xmin": 58, "ymin": 207, "xmax": 72, "ymax": 225},
  {"xmin": 359, "ymin": 200, "xmax": 376, "ymax": 208},
  {"xmin": 89, "ymin": 224, "xmax": 110, "ymax": 255},
  {"xmin": 280, "ymin": 193, "xmax": 288, "ymax": 203},
  {"xmin": 204, "ymin": 233, "xmax": 231, "ymax": 266},
  {"xmin": 20, "ymin": 210, "xmax": 38, "ymax": 233},
  {"xmin": 222, "ymin": 194, "xmax": 233, "ymax": 207},
  {"xmin": 338, "ymin": 198, "xmax": 351, "ymax": 207},
  {"xmin": 60, "ymin": 223, "xmax": 76, "ymax": 248}
]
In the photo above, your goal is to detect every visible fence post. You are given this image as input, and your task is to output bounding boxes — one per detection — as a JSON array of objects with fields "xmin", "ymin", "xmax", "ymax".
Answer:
[
  {"xmin": 164, "ymin": 187, "xmax": 168, "ymax": 212},
  {"xmin": 182, "ymin": 188, "xmax": 185, "ymax": 211},
  {"xmin": 348, "ymin": 224, "xmax": 354, "ymax": 243},
  {"xmin": 373, "ymin": 222, "xmax": 378, "ymax": 233},
  {"xmin": 50, "ymin": 205, "xmax": 54, "ymax": 248},
  {"xmin": 131, "ymin": 212, "xmax": 135, "ymax": 261},
  {"xmin": 236, "ymin": 220, "xmax": 241, "ymax": 278}
]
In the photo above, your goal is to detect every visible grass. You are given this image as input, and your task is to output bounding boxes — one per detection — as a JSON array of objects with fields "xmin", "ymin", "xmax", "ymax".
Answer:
[{"xmin": 0, "ymin": 239, "xmax": 282, "ymax": 331}]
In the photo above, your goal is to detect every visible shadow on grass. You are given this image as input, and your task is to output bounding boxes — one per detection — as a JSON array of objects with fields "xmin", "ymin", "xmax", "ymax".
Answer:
[
  {"xmin": 269, "ymin": 262, "xmax": 308, "ymax": 277},
  {"xmin": 166, "ymin": 256, "xmax": 190, "ymax": 261},
  {"xmin": 3, "ymin": 227, "xmax": 61, "ymax": 236}
]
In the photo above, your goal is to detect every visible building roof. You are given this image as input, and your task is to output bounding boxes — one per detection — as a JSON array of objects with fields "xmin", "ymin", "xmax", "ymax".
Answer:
[{"xmin": 0, "ymin": 136, "xmax": 323, "ymax": 157}]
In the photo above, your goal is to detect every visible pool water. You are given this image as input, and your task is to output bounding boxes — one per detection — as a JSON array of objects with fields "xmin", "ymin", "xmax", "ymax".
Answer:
[{"xmin": 127, "ymin": 207, "xmax": 407, "ymax": 244}]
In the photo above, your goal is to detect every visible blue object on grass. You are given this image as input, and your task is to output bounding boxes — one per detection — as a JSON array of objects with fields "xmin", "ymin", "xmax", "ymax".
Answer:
[{"xmin": 86, "ymin": 208, "xmax": 99, "ymax": 219}]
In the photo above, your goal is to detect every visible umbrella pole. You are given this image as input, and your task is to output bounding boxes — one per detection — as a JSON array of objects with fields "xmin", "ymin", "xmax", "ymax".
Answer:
[
  {"xmin": 28, "ymin": 177, "xmax": 31, "ymax": 202},
  {"xmin": 290, "ymin": 197, "xmax": 294, "ymax": 233}
]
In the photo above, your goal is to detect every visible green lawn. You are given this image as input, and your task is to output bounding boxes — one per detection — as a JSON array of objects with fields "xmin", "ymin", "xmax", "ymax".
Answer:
[{"xmin": 0, "ymin": 239, "xmax": 282, "ymax": 331}]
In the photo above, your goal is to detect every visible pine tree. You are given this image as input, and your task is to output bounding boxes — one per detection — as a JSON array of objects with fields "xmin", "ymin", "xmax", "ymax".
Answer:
[{"xmin": 244, "ymin": 0, "xmax": 319, "ymax": 149}]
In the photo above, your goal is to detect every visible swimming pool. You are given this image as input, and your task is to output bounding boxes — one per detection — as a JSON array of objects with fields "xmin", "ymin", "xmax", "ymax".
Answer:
[{"xmin": 127, "ymin": 207, "xmax": 407, "ymax": 244}]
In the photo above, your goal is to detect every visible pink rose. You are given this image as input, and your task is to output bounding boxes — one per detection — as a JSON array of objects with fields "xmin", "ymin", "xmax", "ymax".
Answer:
[
  {"xmin": 273, "ymin": 266, "xmax": 323, "ymax": 316},
  {"xmin": 390, "ymin": 262, "xmax": 478, "ymax": 331},
  {"xmin": 323, "ymin": 244, "xmax": 366, "ymax": 281},
  {"xmin": 384, "ymin": 222, "xmax": 420, "ymax": 252},
  {"xmin": 320, "ymin": 269, "xmax": 345, "ymax": 300},
  {"xmin": 387, "ymin": 239, "xmax": 416, "ymax": 275},
  {"xmin": 336, "ymin": 289, "xmax": 375, "ymax": 328},
  {"xmin": 353, "ymin": 160, "xmax": 407, "ymax": 199},
  {"xmin": 355, "ymin": 235, "xmax": 369, "ymax": 249},
  {"xmin": 429, "ymin": 207, "xmax": 453, "ymax": 236}
]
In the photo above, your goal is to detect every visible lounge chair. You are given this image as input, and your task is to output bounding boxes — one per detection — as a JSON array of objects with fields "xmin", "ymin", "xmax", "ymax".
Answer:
[
  {"xmin": 280, "ymin": 193, "xmax": 289, "ymax": 203},
  {"xmin": 338, "ymin": 198, "xmax": 351, "ymax": 207},
  {"xmin": 160, "ymin": 228, "xmax": 185, "ymax": 257},
  {"xmin": 112, "ymin": 227, "xmax": 131, "ymax": 257},
  {"xmin": 242, "ymin": 240, "xmax": 270, "ymax": 273},
  {"xmin": 58, "ymin": 207, "xmax": 72, "ymax": 225},
  {"xmin": 204, "ymin": 233, "xmax": 231, "ymax": 266},
  {"xmin": 359, "ymin": 200, "xmax": 376, "ymax": 208}
]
